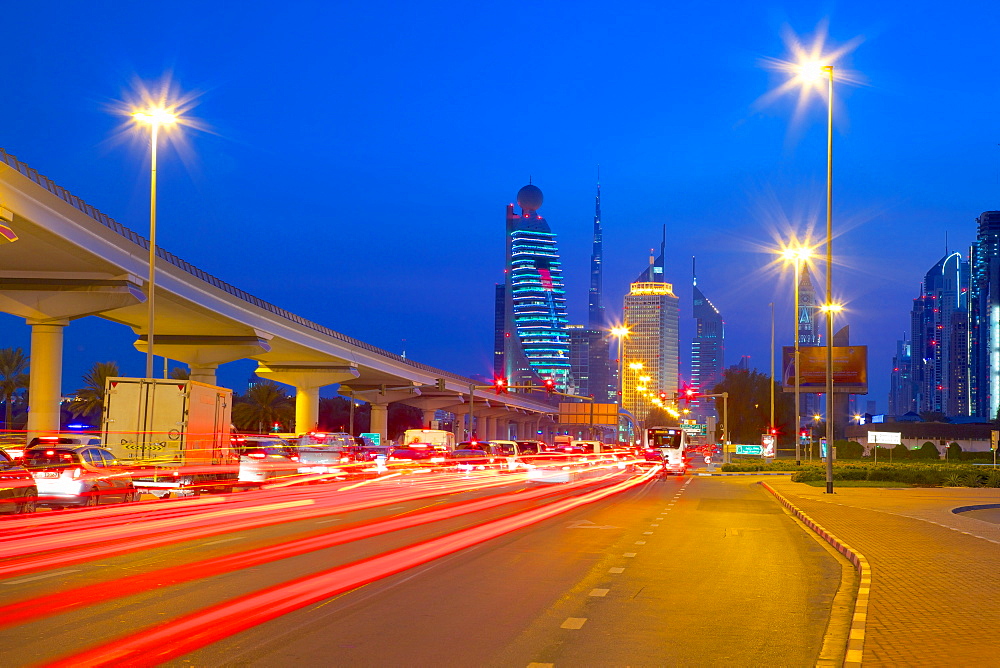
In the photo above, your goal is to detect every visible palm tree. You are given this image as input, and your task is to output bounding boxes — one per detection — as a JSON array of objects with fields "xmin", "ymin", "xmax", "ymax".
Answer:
[
  {"xmin": 69, "ymin": 362, "xmax": 120, "ymax": 419},
  {"xmin": 0, "ymin": 347, "xmax": 30, "ymax": 431},
  {"xmin": 232, "ymin": 381, "xmax": 294, "ymax": 434}
]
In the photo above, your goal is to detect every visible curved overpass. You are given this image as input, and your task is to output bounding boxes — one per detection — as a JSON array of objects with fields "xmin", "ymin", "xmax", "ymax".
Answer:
[{"xmin": 0, "ymin": 148, "xmax": 557, "ymax": 441}]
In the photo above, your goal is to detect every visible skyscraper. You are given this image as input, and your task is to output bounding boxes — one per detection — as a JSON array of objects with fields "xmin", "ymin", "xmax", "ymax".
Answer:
[
  {"xmin": 969, "ymin": 211, "xmax": 1000, "ymax": 418},
  {"xmin": 588, "ymin": 176, "xmax": 605, "ymax": 329},
  {"xmin": 622, "ymin": 241, "xmax": 679, "ymax": 421},
  {"xmin": 911, "ymin": 252, "xmax": 969, "ymax": 415},
  {"xmin": 888, "ymin": 337, "xmax": 917, "ymax": 415},
  {"xmin": 497, "ymin": 184, "xmax": 571, "ymax": 391},
  {"xmin": 690, "ymin": 258, "xmax": 724, "ymax": 419}
]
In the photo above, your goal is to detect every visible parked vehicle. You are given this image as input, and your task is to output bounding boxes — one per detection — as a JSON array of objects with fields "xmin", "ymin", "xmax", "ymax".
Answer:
[
  {"xmin": 0, "ymin": 449, "xmax": 37, "ymax": 514},
  {"xmin": 101, "ymin": 377, "xmax": 235, "ymax": 497},
  {"xmin": 23, "ymin": 444, "xmax": 138, "ymax": 507}
]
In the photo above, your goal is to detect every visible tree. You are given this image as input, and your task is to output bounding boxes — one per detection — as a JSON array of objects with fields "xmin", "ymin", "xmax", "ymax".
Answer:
[
  {"xmin": 711, "ymin": 368, "xmax": 794, "ymax": 445},
  {"xmin": 69, "ymin": 361, "xmax": 120, "ymax": 421},
  {"xmin": 0, "ymin": 347, "xmax": 29, "ymax": 431},
  {"xmin": 169, "ymin": 366, "xmax": 190, "ymax": 380},
  {"xmin": 232, "ymin": 381, "xmax": 294, "ymax": 434},
  {"xmin": 643, "ymin": 405, "xmax": 678, "ymax": 428}
]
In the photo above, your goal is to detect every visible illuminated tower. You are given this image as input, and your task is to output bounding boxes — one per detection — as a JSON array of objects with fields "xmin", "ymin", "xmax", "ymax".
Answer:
[
  {"xmin": 691, "ymin": 258, "xmax": 724, "ymax": 419},
  {"xmin": 913, "ymin": 252, "xmax": 969, "ymax": 414},
  {"xmin": 588, "ymin": 175, "xmax": 605, "ymax": 329},
  {"xmin": 622, "ymin": 243, "xmax": 679, "ymax": 420},
  {"xmin": 970, "ymin": 211, "xmax": 1000, "ymax": 418},
  {"xmin": 500, "ymin": 184, "xmax": 571, "ymax": 390}
]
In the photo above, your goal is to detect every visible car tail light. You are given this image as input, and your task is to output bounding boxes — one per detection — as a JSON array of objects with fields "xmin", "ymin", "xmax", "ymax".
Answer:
[
  {"xmin": 340, "ymin": 457, "xmax": 350, "ymax": 463},
  {"xmin": 248, "ymin": 453, "xmax": 266, "ymax": 459},
  {"xmin": 71, "ymin": 467, "xmax": 82, "ymax": 479}
]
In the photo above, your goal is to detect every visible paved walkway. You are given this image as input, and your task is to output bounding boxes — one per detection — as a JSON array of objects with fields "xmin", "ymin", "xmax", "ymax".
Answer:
[{"xmin": 763, "ymin": 479, "xmax": 1000, "ymax": 667}]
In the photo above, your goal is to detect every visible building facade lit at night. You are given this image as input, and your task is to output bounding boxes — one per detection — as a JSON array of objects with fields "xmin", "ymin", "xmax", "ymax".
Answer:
[
  {"xmin": 496, "ymin": 184, "xmax": 570, "ymax": 391},
  {"xmin": 621, "ymin": 243, "xmax": 679, "ymax": 420}
]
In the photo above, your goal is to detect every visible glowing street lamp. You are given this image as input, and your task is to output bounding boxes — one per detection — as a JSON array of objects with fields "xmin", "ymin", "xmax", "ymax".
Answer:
[
  {"xmin": 610, "ymin": 326, "xmax": 630, "ymax": 408},
  {"xmin": 781, "ymin": 244, "xmax": 814, "ymax": 465},
  {"xmin": 131, "ymin": 106, "xmax": 178, "ymax": 379}
]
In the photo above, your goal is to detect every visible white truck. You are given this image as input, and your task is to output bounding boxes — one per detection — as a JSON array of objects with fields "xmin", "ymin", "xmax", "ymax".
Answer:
[
  {"xmin": 101, "ymin": 377, "xmax": 236, "ymax": 497},
  {"xmin": 401, "ymin": 429, "xmax": 455, "ymax": 452}
]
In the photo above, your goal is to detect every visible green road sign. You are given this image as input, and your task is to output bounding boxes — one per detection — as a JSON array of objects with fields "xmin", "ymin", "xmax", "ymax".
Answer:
[
  {"xmin": 735, "ymin": 444, "xmax": 763, "ymax": 455},
  {"xmin": 360, "ymin": 432, "xmax": 381, "ymax": 447}
]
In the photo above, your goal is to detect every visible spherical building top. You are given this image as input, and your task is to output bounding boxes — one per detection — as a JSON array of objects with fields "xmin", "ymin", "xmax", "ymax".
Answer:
[{"xmin": 517, "ymin": 184, "xmax": 543, "ymax": 212}]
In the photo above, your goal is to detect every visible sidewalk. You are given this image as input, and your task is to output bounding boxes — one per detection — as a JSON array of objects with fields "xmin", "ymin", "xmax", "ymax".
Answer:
[{"xmin": 764, "ymin": 478, "xmax": 1000, "ymax": 666}]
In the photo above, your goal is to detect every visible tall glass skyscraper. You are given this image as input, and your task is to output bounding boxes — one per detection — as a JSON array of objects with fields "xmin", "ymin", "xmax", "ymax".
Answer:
[
  {"xmin": 691, "ymin": 258, "xmax": 724, "ymax": 419},
  {"xmin": 496, "ymin": 184, "xmax": 571, "ymax": 391},
  {"xmin": 969, "ymin": 211, "xmax": 1000, "ymax": 418}
]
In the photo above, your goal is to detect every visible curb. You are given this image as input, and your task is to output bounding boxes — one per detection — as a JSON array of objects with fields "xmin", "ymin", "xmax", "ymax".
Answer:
[
  {"xmin": 952, "ymin": 503, "xmax": 1000, "ymax": 514},
  {"xmin": 698, "ymin": 471, "xmax": 796, "ymax": 476},
  {"xmin": 761, "ymin": 481, "xmax": 870, "ymax": 668}
]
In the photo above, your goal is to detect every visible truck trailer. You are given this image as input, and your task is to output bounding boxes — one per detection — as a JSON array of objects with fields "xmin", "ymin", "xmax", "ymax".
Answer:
[{"xmin": 101, "ymin": 377, "xmax": 235, "ymax": 497}]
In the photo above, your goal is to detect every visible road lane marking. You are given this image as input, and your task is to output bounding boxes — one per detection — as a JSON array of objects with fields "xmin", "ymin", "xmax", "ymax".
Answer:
[
  {"xmin": 651, "ymin": 523, "xmax": 660, "ymax": 526},
  {"xmin": 4, "ymin": 569, "xmax": 81, "ymax": 585},
  {"xmin": 609, "ymin": 567, "xmax": 624, "ymax": 573},
  {"xmin": 561, "ymin": 618, "xmax": 587, "ymax": 629},
  {"xmin": 589, "ymin": 589, "xmax": 609, "ymax": 597},
  {"xmin": 315, "ymin": 518, "xmax": 342, "ymax": 524},
  {"xmin": 655, "ymin": 517, "xmax": 663, "ymax": 520},
  {"xmin": 643, "ymin": 531, "xmax": 653, "ymax": 535},
  {"xmin": 527, "ymin": 664, "xmax": 554, "ymax": 668},
  {"xmin": 624, "ymin": 552, "xmax": 637, "ymax": 557},
  {"xmin": 202, "ymin": 537, "xmax": 244, "ymax": 546},
  {"xmin": 635, "ymin": 541, "xmax": 646, "ymax": 545}
]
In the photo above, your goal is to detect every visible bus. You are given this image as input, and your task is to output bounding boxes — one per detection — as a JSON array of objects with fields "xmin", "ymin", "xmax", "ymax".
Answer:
[{"xmin": 645, "ymin": 426, "xmax": 689, "ymax": 475}]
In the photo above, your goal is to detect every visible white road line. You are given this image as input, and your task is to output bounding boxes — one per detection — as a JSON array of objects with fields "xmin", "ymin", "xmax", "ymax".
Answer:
[
  {"xmin": 315, "ymin": 518, "xmax": 342, "ymax": 524},
  {"xmin": 635, "ymin": 541, "xmax": 646, "ymax": 545},
  {"xmin": 202, "ymin": 537, "xmax": 244, "ymax": 546},
  {"xmin": 651, "ymin": 523, "xmax": 660, "ymax": 527},
  {"xmin": 624, "ymin": 552, "xmax": 637, "ymax": 557},
  {"xmin": 4, "ymin": 569, "xmax": 81, "ymax": 585},
  {"xmin": 589, "ymin": 588, "xmax": 610, "ymax": 597},
  {"xmin": 609, "ymin": 567, "xmax": 625, "ymax": 573},
  {"xmin": 655, "ymin": 517, "xmax": 664, "ymax": 520},
  {"xmin": 643, "ymin": 531, "xmax": 653, "ymax": 535},
  {"xmin": 561, "ymin": 618, "xmax": 587, "ymax": 629}
]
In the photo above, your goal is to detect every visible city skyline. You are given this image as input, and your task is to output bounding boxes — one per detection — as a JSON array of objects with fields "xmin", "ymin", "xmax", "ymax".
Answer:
[{"xmin": 1, "ymin": 2, "xmax": 998, "ymax": 411}]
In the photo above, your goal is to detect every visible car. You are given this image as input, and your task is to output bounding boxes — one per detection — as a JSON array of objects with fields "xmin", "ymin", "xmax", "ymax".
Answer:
[
  {"xmin": 23, "ymin": 444, "xmax": 138, "ymax": 507},
  {"xmin": 234, "ymin": 436, "xmax": 301, "ymax": 484},
  {"xmin": 449, "ymin": 448, "xmax": 498, "ymax": 471},
  {"xmin": 0, "ymin": 449, "xmax": 37, "ymax": 514}
]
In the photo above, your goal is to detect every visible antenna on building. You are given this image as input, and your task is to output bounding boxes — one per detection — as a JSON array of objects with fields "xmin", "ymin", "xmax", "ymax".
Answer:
[
  {"xmin": 945, "ymin": 230, "xmax": 949, "ymax": 256},
  {"xmin": 692, "ymin": 256, "xmax": 697, "ymax": 286}
]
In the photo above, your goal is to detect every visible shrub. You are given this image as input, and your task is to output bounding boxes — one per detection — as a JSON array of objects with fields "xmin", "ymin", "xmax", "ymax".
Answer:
[
  {"xmin": 984, "ymin": 470, "xmax": 1000, "ymax": 488},
  {"xmin": 835, "ymin": 440, "xmax": 864, "ymax": 459},
  {"xmin": 915, "ymin": 441, "xmax": 942, "ymax": 460},
  {"xmin": 946, "ymin": 443, "xmax": 962, "ymax": 461}
]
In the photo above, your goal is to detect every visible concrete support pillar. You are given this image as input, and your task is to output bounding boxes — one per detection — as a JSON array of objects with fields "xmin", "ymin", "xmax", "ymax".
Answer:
[
  {"xmin": 370, "ymin": 402, "xmax": 389, "ymax": 442},
  {"xmin": 26, "ymin": 319, "xmax": 68, "ymax": 439},
  {"xmin": 451, "ymin": 410, "xmax": 468, "ymax": 441},
  {"xmin": 189, "ymin": 364, "xmax": 218, "ymax": 385},
  {"xmin": 255, "ymin": 364, "xmax": 359, "ymax": 434},
  {"xmin": 422, "ymin": 409, "xmax": 436, "ymax": 428},
  {"xmin": 483, "ymin": 416, "xmax": 496, "ymax": 441}
]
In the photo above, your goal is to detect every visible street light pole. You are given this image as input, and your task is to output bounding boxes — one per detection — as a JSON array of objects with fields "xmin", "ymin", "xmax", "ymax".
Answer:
[
  {"xmin": 794, "ymin": 256, "xmax": 802, "ymax": 465},
  {"xmin": 770, "ymin": 302, "xmax": 775, "ymax": 445},
  {"xmin": 823, "ymin": 64, "xmax": 835, "ymax": 494},
  {"xmin": 132, "ymin": 108, "xmax": 177, "ymax": 380}
]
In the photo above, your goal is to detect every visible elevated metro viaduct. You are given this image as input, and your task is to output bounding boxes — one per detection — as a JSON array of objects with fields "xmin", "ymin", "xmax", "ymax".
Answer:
[{"xmin": 0, "ymin": 148, "xmax": 558, "ymax": 443}]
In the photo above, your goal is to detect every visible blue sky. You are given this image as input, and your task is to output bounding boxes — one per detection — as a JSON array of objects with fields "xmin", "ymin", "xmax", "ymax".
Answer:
[{"xmin": 2, "ymin": 0, "xmax": 999, "ymax": 410}]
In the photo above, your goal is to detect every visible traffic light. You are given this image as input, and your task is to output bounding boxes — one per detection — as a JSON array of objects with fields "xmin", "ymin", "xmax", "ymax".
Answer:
[
  {"xmin": 494, "ymin": 377, "xmax": 508, "ymax": 394},
  {"xmin": 543, "ymin": 378, "xmax": 556, "ymax": 394},
  {"xmin": 658, "ymin": 391, "xmax": 668, "ymax": 401},
  {"xmin": 435, "ymin": 378, "xmax": 446, "ymax": 391}
]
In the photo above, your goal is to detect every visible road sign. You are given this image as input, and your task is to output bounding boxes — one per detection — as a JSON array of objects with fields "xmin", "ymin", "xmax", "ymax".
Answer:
[
  {"xmin": 761, "ymin": 434, "xmax": 775, "ymax": 458},
  {"xmin": 820, "ymin": 438, "xmax": 828, "ymax": 459},
  {"xmin": 735, "ymin": 444, "xmax": 763, "ymax": 455},
  {"xmin": 992, "ymin": 430, "xmax": 998, "ymax": 451},
  {"xmin": 360, "ymin": 432, "xmax": 381, "ymax": 447},
  {"xmin": 869, "ymin": 431, "xmax": 902, "ymax": 445}
]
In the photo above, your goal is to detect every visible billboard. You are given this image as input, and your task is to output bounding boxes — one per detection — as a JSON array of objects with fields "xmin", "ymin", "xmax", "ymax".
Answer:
[
  {"xmin": 781, "ymin": 345, "xmax": 868, "ymax": 394},
  {"xmin": 558, "ymin": 402, "xmax": 619, "ymax": 426}
]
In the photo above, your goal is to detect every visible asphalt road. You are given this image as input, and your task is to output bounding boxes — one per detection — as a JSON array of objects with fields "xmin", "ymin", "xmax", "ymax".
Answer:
[
  {"xmin": 178, "ymin": 475, "xmax": 843, "ymax": 667},
  {"xmin": 0, "ymin": 470, "xmax": 845, "ymax": 667}
]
